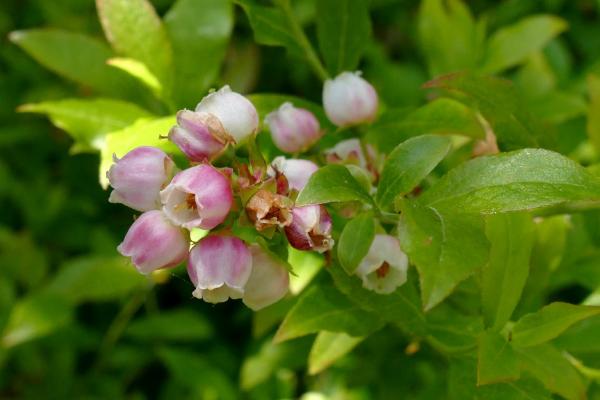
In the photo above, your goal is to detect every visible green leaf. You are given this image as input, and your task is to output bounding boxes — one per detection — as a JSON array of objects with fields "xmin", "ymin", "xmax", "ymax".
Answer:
[
  {"xmin": 274, "ymin": 282, "xmax": 384, "ymax": 343},
  {"xmin": 165, "ymin": 0, "xmax": 233, "ymax": 108},
  {"xmin": 99, "ymin": 116, "xmax": 178, "ymax": 188},
  {"xmin": 235, "ymin": 0, "xmax": 302, "ymax": 57},
  {"xmin": 587, "ymin": 74, "xmax": 600, "ymax": 154},
  {"xmin": 308, "ymin": 331, "xmax": 364, "ymax": 375},
  {"xmin": 329, "ymin": 264, "xmax": 427, "ymax": 336},
  {"xmin": 48, "ymin": 256, "xmax": 146, "ymax": 303},
  {"xmin": 511, "ymin": 302, "xmax": 600, "ymax": 347},
  {"xmin": 366, "ymin": 99, "xmax": 485, "ymax": 151},
  {"xmin": 18, "ymin": 98, "xmax": 152, "ymax": 153},
  {"xmin": 2, "ymin": 291, "xmax": 72, "ymax": 348},
  {"xmin": 126, "ymin": 310, "xmax": 213, "ymax": 341},
  {"xmin": 376, "ymin": 135, "xmax": 452, "ymax": 210},
  {"xmin": 419, "ymin": 149, "xmax": 600, "ymax": 214},
  {"xmin": 426, "ymin": 305, "xmax": 484, "ymax": 353},
  {"xmin": 316, "ymin": 0, "xmax": 370, "ymax": 74},
  {"xmin": 296, "ymin": 165, "xmax": 373, "ymax": 206},
  {"xmin": 516, "ymin": 344, "xmax": 586, "ymax": 400},
  {"xmin": 288, "ymin": 246, "xmax": 323, "ymax": 295},
  {"xmin": 337, "ymin": 213, "xmax": 375, "ymax": 274},
  {"xmin": 477, "ymin": 331, "xmax": 520, "ymax": 385},
  {"xmin": 483, "ymin": 213, "xmax": 535, "ymax": 330},
  {"xmin": 107, "ymin": 57, "xmax": 163, "ymax": 98},
  {"xmin": 9, "ymin": 29, "xmax": 134, "ymax": 96},
  {"xmin": 418, "ymin": 0, "xmax": 484, "ymax": 76},
  {"xmin": 425, "ymin": 73, "xmax": 546, "ymax": 150},
  {"xmin": 398, "ymin": 201, "xmax": 489, "ymax": 310},
  {"xmin": 481, "ymin": 15, "xmax": 567, "ymax": 74},
  {"xmin": 96, "ymin": 0, "xmax": 173, "ymax": 94}
]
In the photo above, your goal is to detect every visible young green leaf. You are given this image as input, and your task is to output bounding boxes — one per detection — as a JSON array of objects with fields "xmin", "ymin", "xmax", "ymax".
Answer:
[
  {"xmin": 398, "ymin": 200, "xmax": 489, "ymax": 311},
  {"xmin": 337, "ymin": 213, "xmax": 375, "ymax": 274},
  {"xmin": 481, "ymin": 15, "xmax": 567, "ymax": 74},
  {"xmin": 96, "ymin": 0, "xmax": 173, "ymax": 94},
  {"xmin": 107, "ymin": 57, "xmax": 163, "ymax": 98},
  {"xmin": 483, "ymin": 213, "xmax": 535, "ymax": 330},
  {"xmin": 376, "ymin": 135, "xmax": 451, "ymax": 210},
  {"xmin": 18, "ymin": 98, "xmax": 152, "ymax": 153},
  {"xmin": 477, "ymin": 330, "xmax": 520, "ymax": 385},
  {"xmin": 511, "ymin": 302, "xmax": 600, "ymax": 347},
  {"xmin": 165, "ymin": 0, "xmax": 233, "ymax": 108},
  {"xmin": 425, "ymin": 73, "xmax": 547, "ymax": 150},
  {"xmin": 296, "ymin": 165, "xmax": 373, "ymax": 206},
  {"xmin": 316, "ymin": 0, "xmax": 371, "ymax": 75},
  {"xmin": 99, "ymin": 116, "xmax": 178, "ymax": 188},
  {"xmin": 308, "ymin": 331, "xmax": 364, "ymax": 375},
  {"xmin": 9, "ymin": 29, "xmax": 135, "ymax": 96},
  {"xmin": 587, "ymin": 74, "xmax": 600, "ymax": 153},
  {"xmin": 274, "ymin": 282, "xmax": 384, "ymax": 343},
  {"xmin": 516, "ymin": 344, "xmax": 586, "ymax": 400},
  {"xmin": 419, "ymin": 149, "xmax": 600, "ymax": 214},
  {"xmin": 126, "ymin": 310, "xmax": 213, "ymax": 341}
]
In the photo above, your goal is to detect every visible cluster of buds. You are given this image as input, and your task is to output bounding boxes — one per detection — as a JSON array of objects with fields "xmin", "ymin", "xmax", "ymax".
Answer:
[{"xmin": 108, "ymin": 72, "xmax": 408, "ymax": 310}]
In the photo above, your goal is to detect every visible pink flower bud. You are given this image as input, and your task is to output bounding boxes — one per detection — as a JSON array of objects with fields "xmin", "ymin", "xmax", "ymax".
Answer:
[
  {"xmin": 107, "ymin": 146, "xmax": 175, "ymax": 212},
  {"xmin": 168, "ymin": 110, "xmax": 232, "ymax": 162},
  {"xmin": 271, "ymin": 156, "xmax": 318, "ymax": 192},
  {"xmin": 160, "ymin": 164, "xmax": 233, "ymax": 230},
  {"xmin": 323, "ymin": 71, "xmax": 378, "ymax": 127},
  {"xmin": 284, "ymin": 205, "xmax": 334, "ymax": 253},
  {"xmin": 195, "ymin": 85, "xmax": 259, "ymax": 144},
  {"xmin": 355, "ymin": 234, "xmax": 408, "ymax": 294},
  {"xmin": 243, "ymin": 245, "xmax": 290, "ymax": 311},
  {"xmin": 187, "ymin": 235, "xmax": 252, "ymax": 304},
  {"xmin": 265, "ymin": 102, "xmax": 322, "ymax": 153},
  {"xmin": 324, "ymin": 139, "xmax": 367, "ymax": 168},
  {"xmin": 117, "ymin": 210, "xmax": 189, "ymax": 274}
]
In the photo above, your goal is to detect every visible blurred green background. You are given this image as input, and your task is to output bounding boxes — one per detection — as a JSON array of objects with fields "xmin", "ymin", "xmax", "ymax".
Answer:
[{"xmin": 2, "ymin": 0, "xmax": 600, "ymax": 399}]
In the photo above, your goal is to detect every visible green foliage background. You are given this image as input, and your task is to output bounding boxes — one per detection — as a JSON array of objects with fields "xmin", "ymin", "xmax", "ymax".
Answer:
[{"xmin": 3, "ymin": 0, "xmax": 600, "ymax": 399}]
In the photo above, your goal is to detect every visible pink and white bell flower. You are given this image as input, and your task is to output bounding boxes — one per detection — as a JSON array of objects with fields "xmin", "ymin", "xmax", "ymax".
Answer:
[
  {"xmin": 270, "ymin": 156, "xmax": 318, "ymax": 193},
  {"xmin": 195, "ymin": 85, "xmax": 259, "ymax": 145},
  {"xmin": 355, "ymin": 234, "xmax": 408, "ymax": 294},
  {"xmin": 160, "ymin": 164, "xmax": 232, "ymax": 230},
  {"xmin": 265, "ymin": 102, "xmax": 322, "ymax": 153},
  {"xmin": 324, "ymin": 138, "xmax": 367, "ymax": 168},
  {"xmin": 243, "ymin": 245, "xmax": 290, "ymax": 311},
  {"xmin": 323, "ymin": 71, "xmax": 378, "ymax": 127},
  {"xmin": 168, "ymin": 109, "xmax": 232, "ymax": 162},
  {"xmin": 284, "ymin": 205, "xmax": 334, "ymax": 253},
  {"xmin": 107, "ymin": 146, "xmax": 176, "ymax": 212},
  {"xmin": 187, "ymin": 235, "xmax": 252, "ymax": 304},
  {"xmin": 117, "ymin": 210, "xmax": 189, "ymax": 275}
]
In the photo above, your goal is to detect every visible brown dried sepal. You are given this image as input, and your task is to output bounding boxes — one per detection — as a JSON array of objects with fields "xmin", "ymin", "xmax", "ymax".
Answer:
[{"xmin": 245, "ymin": 189, "xmax": 293, "ymax": 231}]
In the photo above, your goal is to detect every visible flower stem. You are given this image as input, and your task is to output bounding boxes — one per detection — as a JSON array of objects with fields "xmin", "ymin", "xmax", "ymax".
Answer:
[{"xmin": 276, "ymin": 0, "xmax": 329, "ymax": 82}]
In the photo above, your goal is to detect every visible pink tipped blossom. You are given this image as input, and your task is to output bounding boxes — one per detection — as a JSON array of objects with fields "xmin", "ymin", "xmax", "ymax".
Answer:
[
  {"xmin": 265, "ymin": 102, "xmax": 322, "ymax": 153},
  {"xmin": 160, "ymin": 164, "xmax": 233, "ymax": 230},
  {"xmin": 271, "ymin": 156, "xmax": 318, "ymax": 193},
  {"xmin": 355, "ymin": 234, "xmax": 408, "ymax": 294},
  {"xmin": 243, "ymin": 245, "xmax": 290, "ymax": 311},
  {"xmin": 168, "ymin": 110, "xmax": 232, "ymax": 162},
  {"xmin": 107, "ymin": 146, "xmax": 175, "ymax": 212},
  {"xmin": 323, "ymin": 71, "xmax": 378, "ymax": 127},
  {"xmin": 117, "ymin": 210, "xmax": 189, "ymax": 275},
  {"xmin": 195, "ymin": 85, "xmax": 258, "ymax": 144},
  {"xmin": 284, "ymin": 205, "xmax": 334, "ymax": 253},
  {"xmin": 187, "ymin": 235, "xmax": 252, "ymax": 304}
]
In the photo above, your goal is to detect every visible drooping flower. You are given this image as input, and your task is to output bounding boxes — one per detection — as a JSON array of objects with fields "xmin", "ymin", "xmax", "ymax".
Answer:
[
  {"xmin": 354, "ymin": 234, "xmax": 408, "ymax": 294},
  {"xmin": 265, "ymin": 102, "xmax": 322, "ymax": 153},
  {"xmin": 322, "ymin": 71, "xmax": 378, "ymax": 127},
  {"xmin": 284, "ymin": 205, "xmax": 334, "ymax": 253},
  {"xmin": 187, "ymin": 235, "xmax": 252, "ymax": 304},
  {"xmin": 161, "ymin": 164, "xmax": 233, "ymax": 230},
  {"xmin": 270, "ymin": 156, "xmax": 318, "ymax": 193},
  {"xmin": 107, "ymin": 146, "xmax": 175, "ymax": 212},
  {"xmin": 168, "ymin": 109, "xmax": 232, "ymax": 162},
  {"xmin": 117, "ymin": 210, "xmax": 189, "ymax": 274},
  {"xmin": 243, "ymin": 245, "xmax": 290, "ymax": 311},
  {"xmin": 245, "ymin": 189, "xmax": 293, "ymax": 231},
  {"xmin": 324, "ymin": 138, "xmax": 367, "ymax": 168},
  {"xmin": 195, "ymin": 85, "xmax": 259, "ymax": 144}
]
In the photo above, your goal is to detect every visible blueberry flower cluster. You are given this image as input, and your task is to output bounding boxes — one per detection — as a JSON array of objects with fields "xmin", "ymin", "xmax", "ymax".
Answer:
[{"xmin": 108, "ymin": 72, "xmax": 409, "ymax": 310}]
